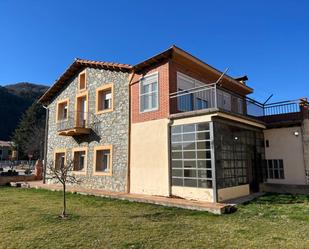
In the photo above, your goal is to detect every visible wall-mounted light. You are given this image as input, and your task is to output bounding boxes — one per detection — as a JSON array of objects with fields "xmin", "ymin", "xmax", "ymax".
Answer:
[
  {"xmin": 234, "ymin": 136, "xmax": 239, "ymax": 141},
  {"xmin": 294, "ymin": 131, "xmax": 299, "ymax": 136}
]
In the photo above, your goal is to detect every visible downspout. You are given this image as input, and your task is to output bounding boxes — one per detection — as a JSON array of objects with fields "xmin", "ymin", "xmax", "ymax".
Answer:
[
  {"xmin": 126, "ymin": 71, "xmax": 135, "ymax": 193},
  {"xmin": 42, "ymin": 104, "xmax": 49, "ymax": 184}
]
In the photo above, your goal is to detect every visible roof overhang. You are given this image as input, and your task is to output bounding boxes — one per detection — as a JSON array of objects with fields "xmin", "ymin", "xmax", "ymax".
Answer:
[
  {"xmin": 134, "ymin": 45, "xmax": 253, "ymax": 95},
  {"xmin": 38, "ymin": 59, "xmax": 132, "ymax": 104}
]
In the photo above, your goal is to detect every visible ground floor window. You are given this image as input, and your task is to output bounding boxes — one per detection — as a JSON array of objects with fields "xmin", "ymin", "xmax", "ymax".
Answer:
[
  {"xmin": 54, "ymin": 150, "xmax": 66, "ymax": 170},
  {"xmin": 93, "ymin": 145, "xmax": 112, "ymax": 175},
  {"xmin": 266, "ymin": 159, "xmax": 284, "ymax": 179},
  {"xmin": 72, "ymin": 148, "xmax": 87, "ymax": 173},
  {"xmin": 171, "ymin": 122, "xmax": 213, "ymax": 188}
]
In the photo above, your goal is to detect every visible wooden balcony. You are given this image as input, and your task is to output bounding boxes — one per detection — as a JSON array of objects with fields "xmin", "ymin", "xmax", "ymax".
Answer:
[{"xmin": 57, "ymin": 111, "xmax": 95, "ymax": 136}]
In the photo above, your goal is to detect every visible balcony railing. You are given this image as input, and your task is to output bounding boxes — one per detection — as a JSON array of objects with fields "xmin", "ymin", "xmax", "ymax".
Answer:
[
  {"xmin": 57, "ymin": 111, "xmax": 99, "ymax": 136},
  {"xmin": 170, "ymin": 84, "xmax": 308, "ymax": 122}
]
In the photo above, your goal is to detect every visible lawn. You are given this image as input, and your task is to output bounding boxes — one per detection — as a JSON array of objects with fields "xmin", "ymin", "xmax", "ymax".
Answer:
[{"xmin": 1, "ymin": 187, "xmax": 309, "ymax": 249}]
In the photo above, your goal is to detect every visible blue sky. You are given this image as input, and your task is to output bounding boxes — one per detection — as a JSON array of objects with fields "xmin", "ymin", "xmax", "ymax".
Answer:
[{"xmin": 0, "ymin": 0, "xmax": 308, "ymax": 102}]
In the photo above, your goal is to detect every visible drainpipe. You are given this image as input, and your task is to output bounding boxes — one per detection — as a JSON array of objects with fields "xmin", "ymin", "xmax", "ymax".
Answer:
[
  {"xmin": 42, "ymin": 105, "xmax": 49, "ymax": 184},
  {"xmin": 167, "ymin": 119, "xmax": 173, "ymax": 197},
  {"xmin": 300, "ymin": 100, "xmax": 309, "ymax": 184},
  {"xmin": 126, "ymin": 71, "xmax": 135, "ymax": 193}
]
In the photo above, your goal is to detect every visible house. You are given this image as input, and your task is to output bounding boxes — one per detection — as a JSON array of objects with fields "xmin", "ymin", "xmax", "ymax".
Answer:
[
  {"xmin": 39, "ymin": 45, "xmax": 309, "ymax": 203},
  {"xmin": 0, "ymin": 141, "xmax": 14, "ymax": 160}
]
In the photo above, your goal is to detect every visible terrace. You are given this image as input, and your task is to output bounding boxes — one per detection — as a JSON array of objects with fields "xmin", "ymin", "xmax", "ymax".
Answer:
[{"xmin": 169, "ymin": 83, "xmax": 308, "ymax": 125}]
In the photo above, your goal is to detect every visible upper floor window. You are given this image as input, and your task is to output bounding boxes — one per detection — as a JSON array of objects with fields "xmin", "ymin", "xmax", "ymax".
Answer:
[
  {"xmin": 78, "ymin": 71, "xmax": 87, "ymax": 91},
  {"xmin": 140, "ymin": 72, "xmax": 158, "ymax": 113},
  {"xmin": 56, "ymin": 99, "xmax": 69, "ymax": 122},
  {"xmin": 96, "ymin": 84, "xmax": 114, "ymax": 114}
]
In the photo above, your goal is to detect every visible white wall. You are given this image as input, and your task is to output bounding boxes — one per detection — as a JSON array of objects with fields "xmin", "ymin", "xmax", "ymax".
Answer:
[
  {"xmin": 264, "ymin": 126, "xmax": 306, "ymax": 185},
  {"xmin": 130, "ymin": 119, "xmax": 170, "ymax": 196}
]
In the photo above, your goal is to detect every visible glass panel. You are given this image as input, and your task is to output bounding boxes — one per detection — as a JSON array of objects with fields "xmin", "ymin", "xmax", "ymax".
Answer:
[
  {"xmin": 184, "ymin": 169, "xmax": 196, "ymax": 178},
  {"xmin": 183, "ymin": 124, "xmax": 195, "ymax": 133},
  {"xmin": 183, "ymin": 160, "xmax": 196, "ymax": 168},
  {"xmin": 197, "ymin": 132, "xmax": 210, "ymax": 141},
  {"xmin": 198, "ymin": 179, "xmax": 212, "ymax": 188},
  {"xmin": 183, "ymin": 151, "xmax": 196, "ymax": 159},
  {"xmin": 172, "ymin": 169, "xmax": 183, "ymax": 177},
  {"xmin": 172, "ymin": 160, "xmax": 182, "ymax": 169},
  {"xmin": 171, "ymin": 134, "xmax": 182, "ymax": 143},
  {"xmin": 171, "ymin": 143, "xmax": 182, "ymax": 151},
  {"xmin": 171, "ymin": 125, "xmax": 181, "ymax": 134},
  {"xmin": 184, "ymin": 179, "xmax": 197, "ymax": 187},
  {"xmin": 197, "ymin": 141, "xmax": 210, "ymax": 150},
  {"xmin": 197, "ymin": 160, "xmax": 212, "ymax": 168},
  {"xmin": 171, "ymin": 151, "xmax": 182, "ymax": 159},
  {"xmin": 172, "ymin": 178, "xmax": 183, "ymax": 186},
  {"xmin": 182, "ymin": 141, "xmax": 195, "ymax": 150},
  {"xmin": 183, "ymin": 133, "xmax": 195, "ymax": 142},
  {"xmin": 197, "ymin": 123, "xmax": 209, "ymax": 131}
]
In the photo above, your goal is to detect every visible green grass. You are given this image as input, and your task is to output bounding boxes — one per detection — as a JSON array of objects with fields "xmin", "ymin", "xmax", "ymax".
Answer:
[{"xmin": 1, "ymin": 187, "xmax": 309, "ymax": 249}]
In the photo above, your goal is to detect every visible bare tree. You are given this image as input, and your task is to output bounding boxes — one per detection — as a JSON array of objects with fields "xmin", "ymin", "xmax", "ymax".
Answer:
[{"xmin": 47, "ymin": 160, "xmax": 81, "ymax": 218}]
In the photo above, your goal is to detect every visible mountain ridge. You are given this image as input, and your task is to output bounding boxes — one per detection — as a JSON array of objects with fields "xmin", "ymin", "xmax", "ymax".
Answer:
[{"xmin": 0, "ymin": 82, "xmax": 48, "ymax": 140}]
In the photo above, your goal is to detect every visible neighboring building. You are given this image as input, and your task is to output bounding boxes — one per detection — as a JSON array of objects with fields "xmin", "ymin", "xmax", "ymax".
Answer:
[
  {"xmin": 39, "ymin": 46, "xmax": 309, "ymax": 202},
  {"xmin": 0, "ymin": 141, "xmax": 14, "ymax": 160}
]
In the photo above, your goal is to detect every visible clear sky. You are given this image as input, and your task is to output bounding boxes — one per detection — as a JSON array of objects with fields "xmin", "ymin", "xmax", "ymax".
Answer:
[{"xmin": 0, "ymin": 0, "xmax": 308, "ymax": 102}]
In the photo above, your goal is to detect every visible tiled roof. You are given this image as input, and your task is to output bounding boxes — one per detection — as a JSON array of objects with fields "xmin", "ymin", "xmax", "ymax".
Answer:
[
  {"xmin": 0, "ymin": 141, "xmax": 13, "ymax": 147},
  {"xmin": 39, "ymin": 58, "xmax": 132, "ymax": 104}
]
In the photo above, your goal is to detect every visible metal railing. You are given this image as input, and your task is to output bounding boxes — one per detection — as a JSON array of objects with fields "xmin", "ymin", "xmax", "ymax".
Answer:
[
  {"xmin": 57, "ymin": 111, "xmax": 99, "ymax": 132},
  {"xmin": 263, "ymin": 100, "xmax": 301, "ymax": 116},
  {"xmin": 170, "ymin": 84, "xmax": 307, "ymax": 119}
]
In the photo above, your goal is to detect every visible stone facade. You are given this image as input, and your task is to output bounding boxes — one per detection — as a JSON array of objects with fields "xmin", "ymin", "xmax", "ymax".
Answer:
[{"xmin": 46, "ymin": 67, "xmax": 130, "ymax": 192}]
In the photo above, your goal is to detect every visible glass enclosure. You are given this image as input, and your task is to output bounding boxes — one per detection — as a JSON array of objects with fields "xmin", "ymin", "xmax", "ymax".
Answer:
[
  {"xmin": 213, "ymin": 120, "xmax": 265, "ymax": 191},
  {"xmin": 171, "ymin": 122, "xmax": 214, "ymax": 189}
]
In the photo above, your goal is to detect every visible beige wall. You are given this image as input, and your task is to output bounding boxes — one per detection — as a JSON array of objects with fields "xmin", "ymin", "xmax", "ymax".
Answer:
[
  {"xmin": 218, "ymin": 184, "xmax": 250, "ymax": 202},
  {"xmin": 172, "ymin": 186, "xmax": 214, "ymax": 202},
  {"xmin": 130, "ymin": 118, "xmax": 170, "ymax": 196},
  {"xmin": 264, "ymin": 127, "xmax": 306, "ymax": 185}
]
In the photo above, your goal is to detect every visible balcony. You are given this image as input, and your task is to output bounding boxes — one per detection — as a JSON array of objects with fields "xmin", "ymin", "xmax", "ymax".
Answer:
[
  {"xmin": 169, "ymin": 84, "xmax": 309, "ymax": 124},
  {"xmin": 57, "ymin": 111, "xmax": 98, "ymax": 136}
]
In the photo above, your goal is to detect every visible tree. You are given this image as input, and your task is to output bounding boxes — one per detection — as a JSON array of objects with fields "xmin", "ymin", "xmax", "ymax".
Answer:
[
  {"xmin": 12, "ymin": 102, "xmax": 46, "ymax": 159},
  {"xmin": 47, "ymin": 160, "xmax": 81, "ymax": 218}
]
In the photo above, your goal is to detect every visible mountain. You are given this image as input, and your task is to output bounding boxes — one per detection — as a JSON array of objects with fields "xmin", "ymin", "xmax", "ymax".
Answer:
[{"xmin": 0, "ymin": 82, "xmax": 48, "ymax": 140}]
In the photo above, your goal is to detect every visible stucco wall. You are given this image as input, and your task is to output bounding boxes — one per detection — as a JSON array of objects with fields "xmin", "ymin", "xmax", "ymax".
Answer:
[
  {"xmin": 130, "ymin": 118, "xmax": 170, "ymax": 196},
  {"xmin": 171, "ymin": 186, "xmax": 214, "ymax": 202},
  {"xmin": 217, "ymin": 184, "xmax": 250, "ymax": 202},
  {"xmin": 264, "ymin": 126, "xmax": 306, "ymax": 185},
  {"xmin": 46, "ymin": 67, "xmax": 130, "ymax": 192}
]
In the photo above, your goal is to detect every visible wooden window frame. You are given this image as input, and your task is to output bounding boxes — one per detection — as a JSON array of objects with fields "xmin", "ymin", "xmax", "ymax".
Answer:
[
  {"xmin": 75, "ymin": 91, "xmax": 89, "ymax": 127},
  {"xmin": 95, "ymin": 83, "xmax": 114, "ymax": 115},
  {"xmin": 56, "ymin": 98, "xmax": 69, "ymax": 123},
  {"xmin": 53, "ymin": 148, "xmax": 67, "ymax": 170},
  {"xmin": 72, "ymin": 147, "xmax": 88, "ymax": 175},
  {"xmin": 78, "ymin": 70, "xmax": 87, "ymax": 92},
  {"xmin": 93, "ymin": 145, "xmax": 113, "ymax": 176}
]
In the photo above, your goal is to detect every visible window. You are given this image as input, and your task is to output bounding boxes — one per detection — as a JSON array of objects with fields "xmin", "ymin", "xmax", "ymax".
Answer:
[
  {"xmin": 56, "ymin": 99, "xmax": 69, "ymax": 122},
  {"xmin": 266, "ymin": 159, "xmax": 284, "ymax": 179},
  {"xmin": 140, "ymin": 73, "xmax": 158, "ymax": 112},
  {"xmin": 54, "ymin": 150, "xmax": 66, "ymax": 170},
  {"xmin": 171, "ymin": 122, "xmax": 213, "ymax": 189},
  {"xmin": 78, "ymin": 71, "xmax": 87, "ymax": 91},
  {"xmin": 93, "ymin": 145, "xmax": 112, "ymax": 175},
  {"xmin": 76, "ymin": 92, "xmax": 88, "ymax": 128},
  {"xmin": 96, "ymin": 84, "xmax": 113, "ymax": 114},
  {"xmin": 72, "ymin": 148, "xmax": 87, "ymax": 173}
]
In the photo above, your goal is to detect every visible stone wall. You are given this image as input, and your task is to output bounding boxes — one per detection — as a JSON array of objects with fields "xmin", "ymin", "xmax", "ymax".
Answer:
[{"xmin": 46, "ymin": 67, "xmax": 130, "ymax": 192}]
